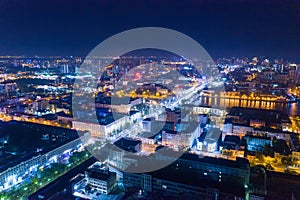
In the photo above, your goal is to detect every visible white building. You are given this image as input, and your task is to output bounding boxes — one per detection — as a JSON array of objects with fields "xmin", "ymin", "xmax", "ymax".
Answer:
[
  {"xmin": 85, "ymin": 169, "xmax": 116, "ymax": 194},
  {"xmin": 73, "ymin": 111, "xmax": 141, "ymax": 137}
]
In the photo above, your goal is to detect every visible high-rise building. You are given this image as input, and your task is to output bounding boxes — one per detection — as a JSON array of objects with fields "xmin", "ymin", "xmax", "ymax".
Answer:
[{"xmin": 61, "ymin": 64, "xmax": 69, "ymax": 74}]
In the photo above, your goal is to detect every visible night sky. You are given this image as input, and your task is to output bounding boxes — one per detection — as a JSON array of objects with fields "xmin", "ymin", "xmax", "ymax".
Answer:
[{"xmin": 0, "ymin": 0, "xmax": 300, "ymax": 61}]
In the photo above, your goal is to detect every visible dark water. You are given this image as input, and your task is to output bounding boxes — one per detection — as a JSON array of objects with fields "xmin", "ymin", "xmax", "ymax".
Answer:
[{"xmin": 198, "ymin": 97, "xmax": 300, "ymax": 117}]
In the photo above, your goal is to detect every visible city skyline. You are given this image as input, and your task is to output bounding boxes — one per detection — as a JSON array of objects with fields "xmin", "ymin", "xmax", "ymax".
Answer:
[{"xmin": 0, "ymin": 1, "xmax": 300, "ymax": 199}]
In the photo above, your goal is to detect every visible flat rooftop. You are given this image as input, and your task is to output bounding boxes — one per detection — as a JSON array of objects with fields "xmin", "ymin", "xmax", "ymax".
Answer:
[
  {"xmin": 114, "ymin": 137, "xmax": 142, "ymax": 153},
  {"xmin": 147, "ymin": 161, "xmax": 246, "ymax": 196},
  {"xmin": 228, "ymin": 107, "xmax": 291, "ymax": 124},
  {"xmin": 75, "ymin": 111, "xmax": 137, "ymax": 125},
  {"xmin": 86, "ymin": 168, "xmax": 116, "ymax": 181}
]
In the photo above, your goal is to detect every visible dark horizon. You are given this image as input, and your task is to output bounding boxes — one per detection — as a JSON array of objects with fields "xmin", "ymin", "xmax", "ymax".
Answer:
[{"xmin": 0, "ymin": 0, "xmax": 300, "ymax": 62}]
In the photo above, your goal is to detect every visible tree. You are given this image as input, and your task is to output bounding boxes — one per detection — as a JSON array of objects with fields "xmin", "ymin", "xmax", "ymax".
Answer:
[
  {"xmin": 69, "ymin": 151, "xmax": 87, "ymax": 164},
  {"xmin": 265, "ymin": 163, "xmax": 274, "ymax": 170},
  {"xmin": 263, "ymin": 144, "xmax": 274, "ymax": 157},
  {"xmin": 281, "ymin": 157, "xmax": 293, "ymax": 166},
  {"xmin": 50, "ymin": 163, "xmax": 67, "ymax": 174},
  {"xmin": 222, "ymin": 149, "xmax": 233, "ymax": 157},
  {"xmin": 284, "ymin": 168, "xmax": 298, "ymax": 175},
  {"xmin": 273, "ymin": 139, "xmax": 291, "ymax": 156},
  {"xmin": 30, "ymin": 176, "xmax": 40, "ymax": 185},
  {"xmin": 255, "ymin": 152, "xmax": 265, "ymax": 162},
  {"xmin": 292, "ymin": 116, "xmax": 300, "ymax": 133}
]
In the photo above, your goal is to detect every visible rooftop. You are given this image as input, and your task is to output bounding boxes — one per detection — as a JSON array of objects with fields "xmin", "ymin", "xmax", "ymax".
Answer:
[
  {"xmin": 228, "ymin": 107, "xmax": 291, "ymax": 124},
  {"xmin": 178, "ymin": 153, "xmax": 250, "ymax": 170},
  {"xmin": 114, "ymin": 137, "xmax": 142, "ymax": 153},
  {"xmin": 86, "ymin": 168, "xmax": 116, "ymax": 181}
]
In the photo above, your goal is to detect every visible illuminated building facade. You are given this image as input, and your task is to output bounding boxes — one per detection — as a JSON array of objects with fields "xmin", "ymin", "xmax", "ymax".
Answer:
[
  {"xmin": 0, "ymin": 132, "xmax": 90, "ymax": 191},
  {"xmin": 73, "ymin": 111, "xmax": 141, "ymax": 137},
  {"xmin": 85, "ymin": 169, "xmax": 116, "ymax": 194}
]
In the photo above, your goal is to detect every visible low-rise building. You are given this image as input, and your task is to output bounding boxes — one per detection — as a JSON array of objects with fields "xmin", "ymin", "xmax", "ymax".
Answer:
[
  {"xmin": 244, "ymin": 134, "xmax": 272, "ymax": 152},
  {"xmin": 123, "ymin": 152, "xmax": 250, "ymax": 199},
  {"xmin": 85, "ymin": 169, "xmax": 117, "ymax": 195},
  {"xmin": 73, "ymin": 111, "xmax": 141, "ymax": 137},
  {"xmin": 114, "ymin": 137, "xmax": 142, "ymax": 153}
]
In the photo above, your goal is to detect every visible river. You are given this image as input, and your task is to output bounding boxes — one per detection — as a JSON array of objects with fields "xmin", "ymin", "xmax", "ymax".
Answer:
[{"xmin": 197, "ymin": 97, "xmax": 300, "ymax": 117}]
